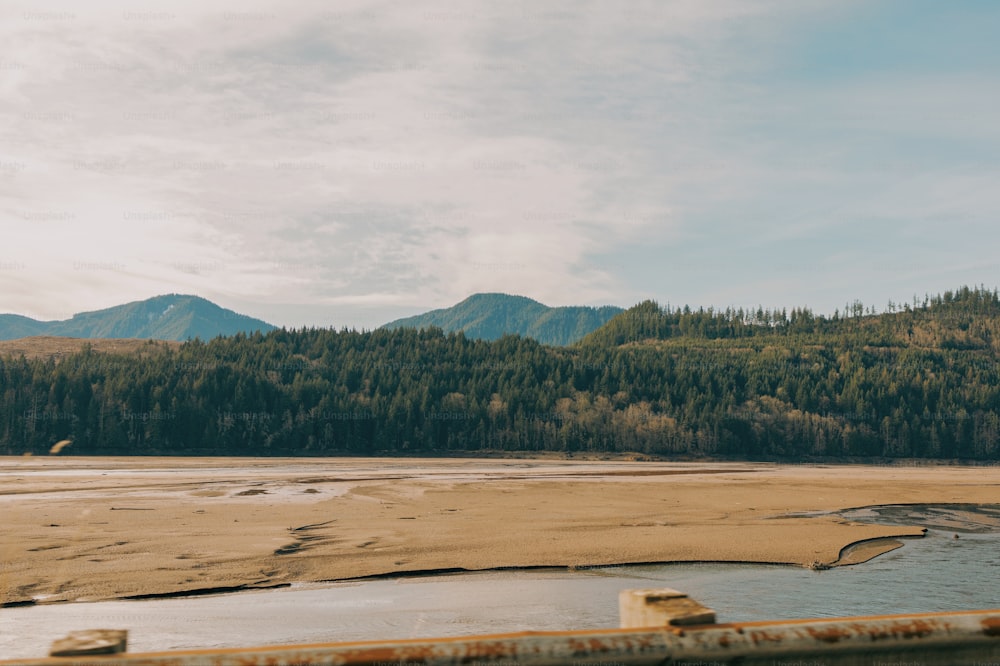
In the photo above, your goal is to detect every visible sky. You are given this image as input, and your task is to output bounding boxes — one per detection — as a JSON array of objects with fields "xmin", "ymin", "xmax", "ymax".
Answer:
[{"xmin": 2, "ymin": 0, "xmax": 999, "ymax": 330}]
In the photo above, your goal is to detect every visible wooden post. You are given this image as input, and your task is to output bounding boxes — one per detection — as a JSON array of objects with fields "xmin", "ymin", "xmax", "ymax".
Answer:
[
  {"xmin": 48, "ymin": 630, "xmax": 127, "ymax": 657},
  {"xmin": 619, "ymin": 588, "xmax": 716, "ymax": 628}
]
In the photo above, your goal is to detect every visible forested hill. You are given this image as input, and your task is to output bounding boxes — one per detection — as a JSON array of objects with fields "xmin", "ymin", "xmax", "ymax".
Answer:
[
  {"xmin": 382, "ymin": 293, "xmax": 623, "ymax": 346},
  {"xmin": 580, "ymin": 285, "xmax": 1000, "ymax": 349},
  {"xmin": 3, "ymin": 286, "xmax": 1000, "ymax": 460}
]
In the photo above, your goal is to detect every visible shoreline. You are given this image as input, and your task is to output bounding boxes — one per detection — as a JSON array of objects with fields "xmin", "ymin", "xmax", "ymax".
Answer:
[
  {"xmin": 831, "ymin": 535, "xmax": 910, "ymax": 566},
  {"xmin": 2, "ymin": 458, "xmax": 995, "ymax": 606},
  {"xmin": 1, "ymin": 540, "xmax": 915, "ymax": 609}
]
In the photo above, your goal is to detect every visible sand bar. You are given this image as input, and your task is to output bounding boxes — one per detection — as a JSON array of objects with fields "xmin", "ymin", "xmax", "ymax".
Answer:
[{"xmin": 2, "ymin": 457, "xmax": 997, "ymax": 605}]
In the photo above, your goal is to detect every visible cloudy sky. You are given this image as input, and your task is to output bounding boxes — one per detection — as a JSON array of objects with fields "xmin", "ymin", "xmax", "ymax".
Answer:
[{"xmin": 2, "ymin": 0, "xmax": 998, "ymax": 329}]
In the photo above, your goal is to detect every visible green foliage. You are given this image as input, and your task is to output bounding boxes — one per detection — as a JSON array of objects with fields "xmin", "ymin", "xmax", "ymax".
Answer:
[
  {"xmin": 0, "ymin": 294, "xmax": 275, "ymax": 342},
  {"xmin": 3, "ymin": 286, "xmax": 1000, "ymax": 460},
  {"xmin": 382, "ymin": 293, "xmax": 623, "ymax": 347}
]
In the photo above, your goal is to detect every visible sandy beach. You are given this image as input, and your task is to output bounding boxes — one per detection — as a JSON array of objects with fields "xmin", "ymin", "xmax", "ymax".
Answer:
[{"xmin": 2, "ymin": 457, "xmax": 997, "ymax": 606}]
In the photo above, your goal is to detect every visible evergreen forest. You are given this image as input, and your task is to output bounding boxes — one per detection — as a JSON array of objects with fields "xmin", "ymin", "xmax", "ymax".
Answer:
[{"xmin": 3, "ymin": 286, "xmax": 1000, "ymax": 460}]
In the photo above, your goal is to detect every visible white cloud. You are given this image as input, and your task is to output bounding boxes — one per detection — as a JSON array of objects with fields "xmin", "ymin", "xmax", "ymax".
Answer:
[{"xmin": 1, "ymin": 0, "xmax": 998, "ymax": 325}]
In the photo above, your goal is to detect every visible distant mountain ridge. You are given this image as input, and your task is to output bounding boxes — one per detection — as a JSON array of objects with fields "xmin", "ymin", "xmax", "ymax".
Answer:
[
  {"xmin": 0, "ymin": 294, "xmax": 276, "ymax": 341},
  {"xmin": 382, "ymin": 293, "xmax": 623, "ymax": 346}
]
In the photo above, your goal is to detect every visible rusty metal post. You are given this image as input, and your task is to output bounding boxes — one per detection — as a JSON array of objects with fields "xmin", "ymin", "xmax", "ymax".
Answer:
[{"xmin": 619, "ymin": 587, "xmax": 717, "ymax": 627}]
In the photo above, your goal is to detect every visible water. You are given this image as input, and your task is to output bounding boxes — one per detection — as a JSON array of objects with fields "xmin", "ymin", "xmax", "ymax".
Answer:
[{"xmin": 2, "ymin": 511, "xmax": 998, "ymax": 659}]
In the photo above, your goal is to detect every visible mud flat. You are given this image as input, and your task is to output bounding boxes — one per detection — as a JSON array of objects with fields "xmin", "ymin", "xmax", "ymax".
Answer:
[{"xmin": 2, "ymin": 457, "xmax": 997, "ymax": 605}]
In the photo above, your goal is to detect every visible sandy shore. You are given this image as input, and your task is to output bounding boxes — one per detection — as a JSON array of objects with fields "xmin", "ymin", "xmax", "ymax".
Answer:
[{"xmin": 2, "ymin": 457, "xmax": 997, "ymax": 605}]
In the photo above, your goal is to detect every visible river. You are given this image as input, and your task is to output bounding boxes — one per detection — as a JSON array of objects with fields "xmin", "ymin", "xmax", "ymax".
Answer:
[{"xmin": 2, "ymin": 504, "xmax": 998, "ymax": 659}]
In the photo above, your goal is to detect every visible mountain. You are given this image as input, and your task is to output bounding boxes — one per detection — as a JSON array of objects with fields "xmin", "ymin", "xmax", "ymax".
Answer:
[
  {"xmin": 0, "ymin": 314, "xmax": 47, "ymax": 339},
  {"xmin": 0, "ymin": 294, "xmax": 276, "ymax": 341},
  {"xmin": 382, "ymin": 293, "xmax": 624, "ymax": 346}
]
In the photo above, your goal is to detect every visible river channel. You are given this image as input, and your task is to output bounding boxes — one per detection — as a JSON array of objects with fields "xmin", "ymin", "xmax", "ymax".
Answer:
[{"xmin": 2, "ymin": 504, "xmax": 998, "ymax": 659}]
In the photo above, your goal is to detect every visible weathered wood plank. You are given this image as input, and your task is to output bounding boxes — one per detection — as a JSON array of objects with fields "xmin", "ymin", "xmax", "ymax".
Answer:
[
  {"xmin": 619, "ymin": 587, "xmax": 717, "ymax": 627},
  {"xmin": 49, "ymin": 629, "xmax": 127, "ymax": 657}
]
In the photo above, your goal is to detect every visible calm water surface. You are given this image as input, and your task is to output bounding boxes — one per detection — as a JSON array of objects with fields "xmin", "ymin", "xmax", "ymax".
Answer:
[{"xmin": 2, "ymin": 511, "xmax": 998, "ymax": 659}]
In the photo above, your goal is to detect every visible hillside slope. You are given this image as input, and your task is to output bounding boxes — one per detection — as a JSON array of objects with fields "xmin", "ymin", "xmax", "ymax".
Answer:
[{"xmin": 0, "ymin": 294, "xmax": 276, "ymax": 341}]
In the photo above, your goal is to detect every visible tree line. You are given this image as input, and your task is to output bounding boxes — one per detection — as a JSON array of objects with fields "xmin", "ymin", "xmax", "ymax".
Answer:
[{"xmin": 2, "ymin": 285, "xmax": 1000, "ymax": 460}]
